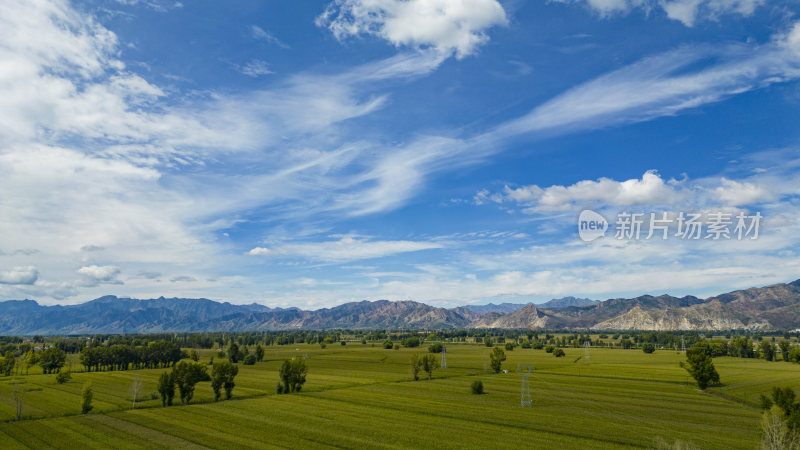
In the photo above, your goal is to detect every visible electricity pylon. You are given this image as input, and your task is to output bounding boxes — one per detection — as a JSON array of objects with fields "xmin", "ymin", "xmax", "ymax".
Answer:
[
  {"xmin": 517, "ymin": 364, "xmax": 532, "ymax": 407},
  {"xmin": 441, "ymin": 345, "xmax": 447, "ymax": 369}
]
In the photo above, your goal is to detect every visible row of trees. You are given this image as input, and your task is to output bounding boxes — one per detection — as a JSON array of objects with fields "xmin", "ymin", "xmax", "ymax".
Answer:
[{"xmin": 80, "ymin": 341, "xmax": 184, "ymax": 372}]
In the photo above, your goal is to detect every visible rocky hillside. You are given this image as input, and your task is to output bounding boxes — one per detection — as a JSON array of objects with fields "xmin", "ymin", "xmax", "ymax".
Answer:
[{"xmin": 1, "ymin": 279, "xmax": 799, "ymax": 333}]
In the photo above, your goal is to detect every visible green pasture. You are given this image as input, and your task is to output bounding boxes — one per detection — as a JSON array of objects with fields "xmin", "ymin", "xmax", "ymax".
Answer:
[{"xmin": 1, "ymin": 343, "xmax": 797, "ymax": 448}]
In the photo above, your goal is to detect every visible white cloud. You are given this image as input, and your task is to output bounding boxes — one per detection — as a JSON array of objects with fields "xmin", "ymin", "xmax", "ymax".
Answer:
[
  {"xmin": 249, "ymin": 25, "xmax": 289, "ymax": 48},
  {"xmin": 237, "ymin": 59, "xmax": 274, "ymax": 77},
  {"xmin": 77, "ymin": 265, "xmax": 122, "ymax": 286},
  {"xmin": 257, "ymin": 236, "xmax": 444, "ymax": 262},
  {"xmin": 247, "ymin": 247, "xmax": 273, "ymax": 256},
  {"xmin": 552, "ymin": 0, "xmax": 765, "ymax": 26},
  {"xmin": 494, "ymin": 171, "xmax": 685, "ymax": 212},
  {"xmin": 0, "ymin": 266, "xmax": 39, "ymax": 285},
  {"xmin": 317, "ymin": 0, "xmax": 508, "ymax": 58},
  {"xmin": 489, "ymin": 34, "xmax": 800, "ymax": 140},
  {"xmin": 714, "ymin": 178, "xmax": 775, "ymax": 206}
]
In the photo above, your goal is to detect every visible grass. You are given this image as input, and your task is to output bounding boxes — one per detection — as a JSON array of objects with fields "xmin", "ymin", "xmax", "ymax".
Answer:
[{"xmin": 0, "ymin": 343, "xmax": 796, "ymax": 448}]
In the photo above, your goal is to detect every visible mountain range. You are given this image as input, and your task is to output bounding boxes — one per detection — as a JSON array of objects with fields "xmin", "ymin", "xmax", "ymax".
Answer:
[
  {"xmin": 0, "ymin": 279, "xmax": 798, "ymax": 334},
  {"xmin": 463, "ymin": 297, "xmax": 598, "ymax": 314}
]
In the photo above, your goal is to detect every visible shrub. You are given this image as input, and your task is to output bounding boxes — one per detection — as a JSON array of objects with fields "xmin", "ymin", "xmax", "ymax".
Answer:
[
  {"xmin": 402, "ymin": 337, "xmax": 420, "ymax": 348},
  {"xmin": 81, "ymin": 382, "xmax": 93, "ymax": 414},
  {"xmin": 393, "ymin": 344, "xmax": 400, "ymax": 350},
  {"xmin": 489, "ymin": 347, "xmax": 506, "ymax": 373},
  {"xmin": 642, "ymin": 343, "xmax": 656, "ymax": 354},
  {"xmin": 320, "ymin": 343, "xmax": 327, "ymax": 349},
  {"xmin": 504, "ymin": 342, "xmax": 514, "ymax": 351},
  {"xmin": 553, "ymin": 348, "xmax": 566, "ymax": 357},
  {"xmin": 484, "ymin": 338, "xmax": 493, "ymax": 347},
  {"xmin": 545, "ymin": 346, "xmax": 555, "ymax": 353},
  {"xmin": 532, "ymin": 340, "xmax": 544, "ymax": 350},
  {"xmin": 521, "ymin": 341, "xmax": 531, "ymax": 349},
  {"xmin": 428, "ymin": 343, "xmax": 443, "ymax": 353},
  {"xmin": 242, "ymin": 354, "xmax": 256, "ymax": 365},
  {"xmin": 471, "ymin": 380, "xmax": 484, "ymax": 394},
  {"xmin": 340, "ymin": 341, "xmax": 346, "ymax": 346},
  {"xmin": 55, "ymin": 370, "xmax": 72, "ymax": 384},
  {"xmin": 383, "ymin": 340, "xmax": 393, "ymax": 349}
]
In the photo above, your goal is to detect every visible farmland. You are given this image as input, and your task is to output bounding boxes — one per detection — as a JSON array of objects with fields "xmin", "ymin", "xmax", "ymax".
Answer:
[{"xmin": 0, "ymin": 341, "xmax": 794, "ymax": 449}]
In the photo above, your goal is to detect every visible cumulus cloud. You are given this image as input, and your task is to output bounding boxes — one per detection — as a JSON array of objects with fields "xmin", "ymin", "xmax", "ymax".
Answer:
[
  {"xmin": 494, "ymin": 171, "xmax": 685, "ymax": 212},
  {"xmin": 247, "ymin": 247, "xmax": 273, "ymax": 256},
  {"xmin": 552, "ymin": 0, "xmax": 765, "ymax": 26},
  {"xmin": 77, "ymin": 265, "xmax": 122, "ymax": 286},
  {"xmin": 714, "ymin": 178, "xmax": 775, "ymax": 206},
  {"xmin": 316, "ymin": 0, "xmax": 508, "ymax": 58},
  {"xmin": 0, "ymin": 266, "xmax": 39, "ymax": 285}
]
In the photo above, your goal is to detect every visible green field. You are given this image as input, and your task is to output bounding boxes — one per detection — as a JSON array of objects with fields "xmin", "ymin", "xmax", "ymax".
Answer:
[{"xmin": 0, "ymin": 343, "xmax": 796, "ymax": 449}]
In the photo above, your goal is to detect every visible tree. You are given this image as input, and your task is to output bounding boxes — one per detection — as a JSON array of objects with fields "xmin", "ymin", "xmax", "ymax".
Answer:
[
  {"xmin": 55, "ymin": 370, "xmax": 72, "ymax": 384},
  {"xmin": 383, "ymin": 340, "xmax": 393, "ymax": 349},
  {"xmin": 190, "ymin": 349, "xmax": 199, "ymax": 362},
  {"xmin": 255, "ymin": 345, "xmax": 265, "ymax": 362},
  {"xmin": 642, "ymin": 343, "xmax": 656, "ymax": 354},
  {"xmin": 39, "ymin": 348, "xmax": 66, "ymax": 374},
  {"xmin": 760, "ymin": 386, "xmax": 800, "ymax": 431},
  {"xmin": 243, "ymin": 354, "xmax": 256, "ymax": 365},
  {"xmin": 81, "ymin": 382, "xmax": 93, "ymax": 414},
  {"xmin": 157, "ymin": 372, "xmax": 175, "ymax": 406},
  {"xmin": 410, "ymin": 354, "xmax": 421, "ymax": 381},
  {"xmin": 0, "ymin": 351, "xmax": 15, "ymax": 376},
  {"xmin": 278, "ymin": 358, "xmax": 307, "ymax": 393},
  {"xmin": 761, "ymin": 341, "xmax": 777, "ymax": 362},
  {"xmin": 780, "ymin": 341, "xmax": 792, "ymax": 362},
  {"xmin": 553, "ymin": 348, "xmax": 566, "ymax": 357},
  {"xmin": 211, "ymin": 361, "xmax": 239, "ymax": 401},
  {"xmin": 428, "ymin": 343, "xmax": 443, "ymax": 353},
  {"xmin": 504, "ymin": 342, "xmax": 515, "ymax": 351},
  {"xmin": 471, "ymin": 380, "xmax": 484, "ymax": 394},
  {"xmin": 130, "ymin": 376, "xmax": 143, "ymax": 409},
  {"xmin": 228, "ymin": 342, "xmax": 241, "ymax": 363},
  {"xmin": 761, "ymin": 405, "xmax": 800, "ymax": 450},
  {"xmin": 173, "ymin": 361, "xmax": 209, "ymax": 405},
  {"xmin": 684, "ymin": 345, "xmax": 720, "ymax": 390},
  {"xmin": 489, "ymin": 347, "xmax": 506, "ymax": 373},
  {"xmin": 23, "ymin": 350, "xmax": 38, "ymax": 375},
  {"xmin": 421, "ymin": 354, "xmax": 439, "ymax": 380}
]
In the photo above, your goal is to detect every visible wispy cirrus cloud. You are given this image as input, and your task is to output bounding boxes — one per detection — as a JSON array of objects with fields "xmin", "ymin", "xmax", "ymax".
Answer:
[
  {"xmin": 551, "ymin": 0, "xmax": 765, "ymax": 26},
  {"xmin": 247, "ymin": 236, "xmax": 444, "ymax": 263}
]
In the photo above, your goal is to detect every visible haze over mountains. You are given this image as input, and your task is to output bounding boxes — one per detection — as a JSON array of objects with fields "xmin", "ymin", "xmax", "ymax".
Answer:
[{"xmin": 0, "ymin": 280, "xmax": 799, "ymax": 334}]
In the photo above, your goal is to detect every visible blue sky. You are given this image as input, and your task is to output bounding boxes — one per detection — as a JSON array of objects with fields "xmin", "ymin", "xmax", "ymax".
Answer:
[{"xmin": 1, "ymin": 0, "xmax": 799, "ymax": 308}]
